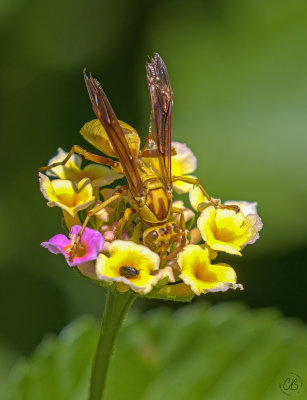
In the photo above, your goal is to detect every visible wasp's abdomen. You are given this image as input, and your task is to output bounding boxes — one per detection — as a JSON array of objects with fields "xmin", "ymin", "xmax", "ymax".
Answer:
[{"xmin": 146, "ymin": 187, "xmax": 170, "ymax": 221}]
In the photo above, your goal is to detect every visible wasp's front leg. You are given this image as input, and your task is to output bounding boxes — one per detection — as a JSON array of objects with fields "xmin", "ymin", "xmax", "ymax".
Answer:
[
  {"xmin": 113, "ymin": 207, "xmax": 136, "ymax": 239},
  {"xmin": 40, "ymin": 145, "xmax": 119, "ymax": 173},
  {"xmin": 69, "ymin": 188, "xmax": 127, "ymax": 262},
  {"xmin": 172, "ymin": 176, "xmax": 240, "ymax": 213}
]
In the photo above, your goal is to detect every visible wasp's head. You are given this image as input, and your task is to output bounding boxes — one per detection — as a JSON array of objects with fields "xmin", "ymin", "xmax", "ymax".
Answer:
[{"xmin": 143, "ymin": 222, "xmax": 180, "ymax": 253}]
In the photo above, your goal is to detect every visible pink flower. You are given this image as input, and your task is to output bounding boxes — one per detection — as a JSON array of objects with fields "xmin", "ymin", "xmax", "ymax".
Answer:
[{"xmin": 41, "ymin": 225, "xmax": 104, "ymax": 267}]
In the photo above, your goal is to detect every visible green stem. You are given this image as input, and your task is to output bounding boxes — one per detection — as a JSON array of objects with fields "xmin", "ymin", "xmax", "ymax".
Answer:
[{"xmin": 89, "ymin": 290, "xmax": 136, "ymax": 400}]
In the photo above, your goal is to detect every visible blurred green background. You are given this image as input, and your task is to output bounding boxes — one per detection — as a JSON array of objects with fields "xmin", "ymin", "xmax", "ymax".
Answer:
[{"xmin": 1, "ymin": 0, "xmax": 307, "ymax": 397}]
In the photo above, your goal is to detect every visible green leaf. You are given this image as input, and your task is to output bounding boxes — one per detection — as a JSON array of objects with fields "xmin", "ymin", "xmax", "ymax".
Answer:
[{"xmin": 7, "ymin": 303, "xmax": 307, "ymax": 400}]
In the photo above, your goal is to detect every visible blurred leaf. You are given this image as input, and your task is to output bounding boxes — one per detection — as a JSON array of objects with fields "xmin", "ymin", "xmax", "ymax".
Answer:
[
  {"xmin": 0, "ymin": 342, "xmax": 19, "ymax": 400},
  {"xmin": 7, "ymin": 303, "xmax": 307, "ymax": 399}
]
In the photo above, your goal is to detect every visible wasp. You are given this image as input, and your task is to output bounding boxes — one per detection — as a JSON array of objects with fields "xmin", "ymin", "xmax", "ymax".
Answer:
[{"xmin": 40, "ymin": 54, "xmax": 235, "ymax": 262}]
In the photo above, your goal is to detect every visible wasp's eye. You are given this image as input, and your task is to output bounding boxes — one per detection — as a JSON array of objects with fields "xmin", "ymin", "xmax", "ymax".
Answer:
[
  {"xmin": 172, "ymin": 223, "xmax": 179, "ymax": 233},
  {"xmin": 166, "ymin": 225, "xmax": 172, "ymax": 234},
  {"xmin": 159, "ymin": 227, "xmax": 166, "ymax": 235},
  {"xmin": 147, "ymin": 230, "xmax": 158, "ymax": 241}
]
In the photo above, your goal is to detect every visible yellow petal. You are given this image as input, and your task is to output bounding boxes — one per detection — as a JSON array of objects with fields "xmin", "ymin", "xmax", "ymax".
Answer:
[
  {"xmin": 45, "ymin": 147, "xmax": 122, "ymax": 188},
  {"xmin": 178, "ymin": 245, "xmax": 242, "ymax": 295},
  {"xmin": 80, "ymin": 119, "xmax": 140, "ymax": 158},
  {"xmin": 189, "ymin": 186, "xmax": 221, "ymax": 212},
  {"xmin": 39, "ymin": 172, "xmax": 59, "ymax": 202},
  {"xmin": 189, "ymin": 186, "xmax": 208, "ymax": 211},
  {"xmin": 81, "ymin": 164, "xmax": 122, "ymax": 187},
  {"xmin": 172, "ymin": 142, "xmax": 197, "ymax": 176},
  {"xmin": 173, "ymin": 175, "xmax": 197, "ymax": 194},
  {"xmin": 39, "ymin": 173, "xmax": 95, "ymax": 217},
  {"xmin": 142, "ymin": 141, "xmax": 197, "ymax": 194},
  {"xmin": 46, "ymin": 148, "xmax": 82, "ymax": 180},
  {"xmin": 96, "ymin": 240, "xmax": 160, "ymax": 295},
  {"xmin": 197, "ymin": 206, "xmax": 262, "ymax": 255}
]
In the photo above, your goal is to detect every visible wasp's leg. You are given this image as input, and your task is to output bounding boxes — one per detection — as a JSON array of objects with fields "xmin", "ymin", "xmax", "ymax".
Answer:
[
  {"xmin": 163, "ymin": 207, "xmax": 187, "ymax": 261},
  {"xmin": 163, "ymin": 232, "xmax": 186, "ymax": 261},
  {"xmin": 139, "ymin": 148, "xmax": 176, "ymax": 158},
  {"xmin": 172, "ymin": 175, "xmax": 239, "ymax": 212},
  {"xmin": 160, "ymin": 242, "xmax": 168, "ymax": 264},
  {"xmin": 113, "ymin": 208, "xmax": 135, "ymax": 239},
  {"xmin": 40, "ymin": 145, "xmax": 119, "ymax": 173},
  {"xmin": 172, "ymin": 206, "xmax": 186, "ymax": 232},
  {"xmin": 69, "ymin": 189, "xmax": 127, "ymax": 262}
]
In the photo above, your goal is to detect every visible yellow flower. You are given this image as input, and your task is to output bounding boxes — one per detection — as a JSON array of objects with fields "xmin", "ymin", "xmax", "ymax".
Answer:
[
  {"xmin": 171, "ymin": 142, "xmax": 197, "ymax": 193},
  {"xmin": 39, "ymin": 172, "xmax": 95, "ymax": 217},
  {"xmin": 96, "ymin": 240, "xmax": 160, "ymax": 295},
  {"xmin": 178, "ymin": 245, "xmax": 242, "ymax": 296},
  {"xmin": 46, "ymin": 148, "xmax": 122, "ymax": 187},
  {"xmin": 197, "ymin": 206, "xmax": 263, "ymax": 256}
]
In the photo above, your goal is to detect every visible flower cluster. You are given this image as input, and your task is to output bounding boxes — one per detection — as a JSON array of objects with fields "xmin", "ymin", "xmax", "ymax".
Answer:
[{"xmin": 40, "ymin": 141, "xmax": 262, "ymax": 301}]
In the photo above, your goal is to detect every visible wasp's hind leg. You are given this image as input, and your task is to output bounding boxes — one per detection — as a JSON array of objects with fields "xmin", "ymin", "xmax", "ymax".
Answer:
[
  {"xmin": 40, "ymin": 145, "xmax": 119, "ymax": 173},
  {"xmin": 172, "ymin": 176, "xmax": 240, "ymax": 213}
]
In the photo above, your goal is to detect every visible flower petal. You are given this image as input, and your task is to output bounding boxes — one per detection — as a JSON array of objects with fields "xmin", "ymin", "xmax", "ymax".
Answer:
[
  {"xmin": 41, "ymin": 234, "xmax": 71, "ymax": 255},
  {"xmin": 173, "ymin": 175, "xmax": 197, "ymax": 194},
  {"xmin": 197, "ymin": 206, "xmax": 262, "ymax": 255},
  {"xmin": 189, "ymin": 186, "xmax": 208, "ymax": 211},
  {"xmin": 39, "ymin": 173, "xmax": 95, "ymax": 217},
  {"xmin": 41, "ymin": 226, "xmax": 104, "ymax": 267},
  {"xmin": 82, "ymin": 164, "xmax": 123, "ymax": 187},
  {"xmin": 70, "ymin": 225, "xmax": 104, "ymax": 263},
  {"xmin": 172, "ymin": 142, "xmax": 197, "ymax": 176},
  {"xmin": 96, "ymin": 240, "xmax": 160, "ymax": 295},
  {"xmin": 189, "ymin": 186, "xmax": 221, "ymax": 212},
  {"xmin": 223, "ymin": 200, "xmax": 259, "ymax": 216},
  {"xmin": 46, "ymin": 148, "xmax": 82, "ymax": 179},
  {"xmin": 178, "ymin": 245, "xmax": 242, "ymax": 295}
]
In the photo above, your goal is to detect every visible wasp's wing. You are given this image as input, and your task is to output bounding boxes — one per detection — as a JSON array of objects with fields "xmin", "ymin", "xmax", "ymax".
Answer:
[
  {"xmin": 84, "ymin": 71, "xmax": 144, "ymax": 197},
  {"xmin": 146, "ymin": 53, "xmax": 173, "ymax": 190}
]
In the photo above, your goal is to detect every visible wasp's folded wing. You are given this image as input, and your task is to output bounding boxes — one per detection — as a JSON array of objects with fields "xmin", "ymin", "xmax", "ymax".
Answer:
[
  {"xmin": 146, "ymin": 53, "xmax": 173, "ymax": 190},
  {"xmin": 84, "ymin": 71, "xmax": 144, "ymax": 197}
]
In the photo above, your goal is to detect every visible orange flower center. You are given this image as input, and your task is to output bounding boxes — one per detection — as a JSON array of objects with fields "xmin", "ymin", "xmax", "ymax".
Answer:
[{"xmin": 64, "ymin": 243, "xmax": 86, "ymax": 258}]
